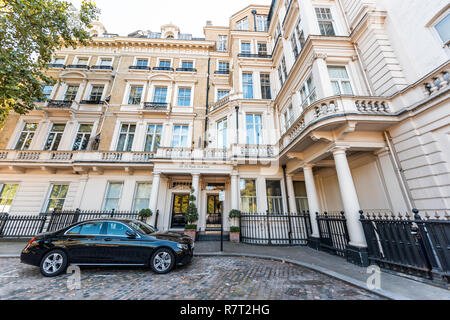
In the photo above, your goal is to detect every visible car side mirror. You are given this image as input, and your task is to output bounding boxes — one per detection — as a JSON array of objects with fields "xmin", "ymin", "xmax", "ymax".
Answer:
[{"xmin": 126, "ymin": 230, "xmax": 137, "ymax": 239}]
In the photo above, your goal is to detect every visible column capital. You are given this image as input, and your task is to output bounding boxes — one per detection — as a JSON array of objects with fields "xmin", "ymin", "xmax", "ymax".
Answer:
[
  {"xmin": 191, "ymin": 173, "xmax": 200, "ymax": 177},
  {"xmin": 231, "ymin": 170, "xmax": 239, "ymax": 176},
  {"xmin": 303, "ymin": 164, "xmax": 315, "ymax": 170},
  {"xmin": 153, "ymin": 171, "xmax": 161, "ymax": 177},
  {"xmin": 330, "ymin": 146, "xmax": 350, "ymax": 156}
]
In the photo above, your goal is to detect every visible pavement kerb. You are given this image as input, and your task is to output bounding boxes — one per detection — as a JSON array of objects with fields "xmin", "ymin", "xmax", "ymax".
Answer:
[{"xmin": 195, "ymin": 251, "xmax": 408, "ymax": 300}]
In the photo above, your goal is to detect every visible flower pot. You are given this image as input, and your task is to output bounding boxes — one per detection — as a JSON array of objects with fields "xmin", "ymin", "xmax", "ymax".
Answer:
[
  {"xmin": 184, "ymin": 229, "xmax": 196, "ymax": 241},
  {"xmin": 230, "ymin": 232, "xmax": 240, "ymax": 243}
]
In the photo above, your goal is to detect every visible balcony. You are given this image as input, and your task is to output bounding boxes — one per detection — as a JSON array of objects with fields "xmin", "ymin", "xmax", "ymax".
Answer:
[
  {"xmin": 238, "ymin": 53, "xmax": 272, "ymax": 59},
  {"xmin": 90, "ymin": 65, "xmax": 114, "ymax": 71},
  {"xmin": 66, "ymin": 65, "xmax": 90, "ymax": 70},
  {"xmin": 45, "ymin": 100, "xmax": 73, "ymax": 109},
  {"xmin": 214, "ymin": 70, "xmax": 230, "ymax": 75},
  {"xmin": 153, "ymin": 66, "xmax": 174, "ymax": 72},
  {"xmin": 176, "ymin": 67, "xmax": 197, "ymax": 72},
  {"xmin": 47, "ymin": 64, "xmax": 65, "ymax": 69},
  {"xmin": 129, "ymin": 65, "xmax": 151, "ymax": 71},
  {"xmin": 80, "ymin": 100, "xmax": 105, "ymax": 105},
  {"xmin": 143, "ymin": 102, "xmax": 168, "ymax": 111}
]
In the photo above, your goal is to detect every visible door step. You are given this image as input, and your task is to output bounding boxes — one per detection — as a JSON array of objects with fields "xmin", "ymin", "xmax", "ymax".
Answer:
[{"xmin": 197, "ymin": 232, "xmax": 230, "ymax": 241}]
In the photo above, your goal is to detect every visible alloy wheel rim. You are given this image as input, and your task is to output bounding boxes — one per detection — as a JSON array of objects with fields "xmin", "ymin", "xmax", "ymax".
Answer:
[
  {"xmin": 43, "ymin": 253, "xmax": 63, "ymax": 274},
  {"xmin": 154, "ymin": 252, "xmax": 171, "ymax": 272}
]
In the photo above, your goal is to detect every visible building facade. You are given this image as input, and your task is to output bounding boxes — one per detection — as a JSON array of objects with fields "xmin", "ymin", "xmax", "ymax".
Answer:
[{"xmin": 0, "ymin": 0, "xmax": 449, "ymax": 257}]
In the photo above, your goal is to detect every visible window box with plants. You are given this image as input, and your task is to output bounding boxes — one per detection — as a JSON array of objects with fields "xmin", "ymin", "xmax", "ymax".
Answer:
[
  {"xmin": 184, "ymin": 188, "xmax": 199, "ymax": 241},
  {"xmin": 228, "ymin": 209, "xmax": 241, "ymax": 243}
]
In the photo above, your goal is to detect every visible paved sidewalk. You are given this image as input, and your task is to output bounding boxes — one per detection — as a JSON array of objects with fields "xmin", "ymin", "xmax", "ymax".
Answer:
[
  {"xmin": 1, "ymin": 240, "xmax": 449, "ymax": 300},
  {"xmin": 194, "ymin": 241, "xmax": 450, "ymax": 300}
]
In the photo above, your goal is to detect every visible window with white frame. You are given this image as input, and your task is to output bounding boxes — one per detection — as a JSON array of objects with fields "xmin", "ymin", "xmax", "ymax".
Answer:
[
  {"xmin": 133, "ymin": 183, "xmax": 152, "ymax": 211},
  {"xmin": 116, "ymin": 124, "xmax": 136, "ymax": 152},
  {"xmin": 218, "ymin": 35, "xmax": 228, "ymax": 51},
  {"xmin": 15, "ymin": 123, "xmax": 38, "ymax": 150},
  {"xmin": 257, "ymin": 42, "xmax": 267, "ymax": 55},
  {"xmin": 218, "ymin": 61, "xmax": 229, "ymax": 72},
  {"xmin": 45, "ymin": 184, "xmax": 69, "ymax": 212},
  {"xmin": 0, "ymin": 184, "xmax": 18, "ymax": 213},
  {"xmin": 153, "ymin": 87, "xmax": 168, "ymax": 103},
  {"xmin": 136, "ymin": 59, "xmax": 148, "ymax": 67},
  {"xmin": 159, "ymin": 59, "xmax": 171, "ymax": 68},
  {"xmin": 177, "ymin": 87, "xmax": 191, "ymax": 106},
  {"xmin": 241, "ymin": 42, "xmax": 251, "ymax": 54},
  {"xmin": 315, "ymin": 8, "xmax": 335, "ymax": 36},
  {"xmin": 281, "ymin": 56, "xmax": 288, "ymax": 80},
  {"xmin": 99, "ymin": 58, "xmax": 112, "ymax": 66},
  {"xmin": 102, "ymin": 182, "xmax": 123, "ymax": 211},
  {"xmin": 217, "ymin": 90, "xmax": 230, "ymax": 101},
  {"xmin": 53, "ymin": 57, "xmax": 65, "ymax": 64},
  {"xmin": 291, "ymin": 19, "xmax": 306, "ymax": 58},
  {"xmin": 72, "ymin": 124, "xmax": 93, "ymax": 151},
  {"xmin": 246, "ymin": 114, "xmax": 262, "ymax": 145},
  {"xmin": 171, "ymin": 125, "xmax": 189, "ymax": 147},
  {"xmin": 266, "ymin": 180, "xmax": 283, "ymax": 213},
  {"xmin": 217, "ymin": 118, "xmax": 228, "ymax": 149},
  {"xmin": 236, "ymin": 17, "xmax": 249, "ymax": 31},
  {"xmin": 294, "ymin": 181, "xmax": 309, "ymax": 213},
  {"xmin": 240, "ymin": 179, "xmax": 257, "ymax": 213},
  {"xmin": 256, "ymin": 15, "xmax": 268, "ymax": 32},
  {"xmin": 260, "ymin": 73, "xmax": 271, "ymax": 99},
  {"xmin": 128, "ymin": 85, "xmax": 143, "ymax": 105},
  {"xmin": 283, "ymin": 104, "xmax": 294, "ymax": 131},
  {"xmin": 89, "ymin": 86, "xmax": 104, "ymax": 101},
  {"xmin": 181, "ymin": 60, "xmax": 194, "ymax": 69},
  {"xmin": 145, "ymin": 124, "xmax": 162, "ymax": 152},
  {"xmin": 42, "ymin": 85, "xmax": 53, "ymax": 101},
  {"xmin": 64, "ymin": 85, "xmax": 79, "ymax": 101},
  {"xmin": 434, "ymin": 13, "xmax": 450, "ymax": 45},
  {"xmin": 328, "ymin": 66, "xmax": 353, "ymax": 95},
  {"xmin": 44, "ymin": 123, "xmax": 66, "ymax": 151},
  {"xmin": 242, "ymin": 72, "xmax": 254, "ymax": 99},
  {"xmin": 299, "ymin": 76, "xmax": 317, "ymax": 109},
  {"xmin": 76, "ymin": 57, "xmax": 89, "ymax": 65}
]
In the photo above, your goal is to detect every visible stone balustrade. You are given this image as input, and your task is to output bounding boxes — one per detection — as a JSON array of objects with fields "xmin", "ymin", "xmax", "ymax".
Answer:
[{"xmin": 423, "ymin": 69, "xmax": 449, "ymax": 96}]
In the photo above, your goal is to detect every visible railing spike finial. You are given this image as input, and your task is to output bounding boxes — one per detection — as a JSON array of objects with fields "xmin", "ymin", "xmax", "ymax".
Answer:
[
  {"xmin": 412, "ymin": 208, "xmax": 421, "ymax": 220},
  {"xmin": 434, "ymin": 211, "xmax": 440, "ymax": 220},
  {"xmin": 359, "ymin": 210, "xmax": 365, "ymax": 219}
]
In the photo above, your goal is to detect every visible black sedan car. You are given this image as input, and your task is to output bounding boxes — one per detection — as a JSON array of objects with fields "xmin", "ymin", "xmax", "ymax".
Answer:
[{"xmin": 21, "ymin": 219, "xmax": 194, "ymax": 277}]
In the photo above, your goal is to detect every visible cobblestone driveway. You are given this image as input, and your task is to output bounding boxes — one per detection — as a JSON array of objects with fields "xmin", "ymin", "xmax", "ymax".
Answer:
[{"xmin": 0, "ymin": 257, "xmax": 383, "ymax": 300}]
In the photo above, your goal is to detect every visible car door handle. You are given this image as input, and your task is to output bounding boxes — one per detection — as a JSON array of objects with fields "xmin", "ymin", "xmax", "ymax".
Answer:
[{"xmin": 104, "ymin": 238, "xmax": 112, "ymax": 242}]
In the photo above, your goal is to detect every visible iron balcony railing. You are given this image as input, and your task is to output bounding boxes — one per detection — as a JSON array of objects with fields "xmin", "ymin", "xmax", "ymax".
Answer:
[
  {"xmin": 129, "ymin": 65, "xmax": 151, "ymax": 70},
  {"xmin": 46, "ymin": 100, "xmax": 73, "ymax": 108},
  {"xmin": 214, "ymin": 70, "xmax": 230, "ymax": 75},
  {"xmin": 176, "ymin": 67, "xmax": 197, "ymax": 72},
  {"xmin": 91, "ymin": 65, "xmax": 113, "ymax": 71},
  {"xmin": 143, "ymin": 102, "xmax": 168, "ymax": 110},
  {"xmin": 47, "ymin": 64, "xmax": 65, "ymax": 69},
  {"xmin": 66, "ymin": 64, "xmax": 90, "ymax": 70},
  {"xmin": 153, "ymin": 66, "xmax": 174, "ymax": 71},
  {"xmin": 80, "ymin": 100, "xmax": 105, "ymax": 105},
  {"xmin": 238, "ymin": 53, "xmax": 272, "ymax": 59}
]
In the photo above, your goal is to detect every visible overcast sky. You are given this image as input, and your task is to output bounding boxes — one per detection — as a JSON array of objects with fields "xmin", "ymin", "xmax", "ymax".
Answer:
[{"xmin": 69, "ymin": 0, "xmax": 271, "ymax": 37}]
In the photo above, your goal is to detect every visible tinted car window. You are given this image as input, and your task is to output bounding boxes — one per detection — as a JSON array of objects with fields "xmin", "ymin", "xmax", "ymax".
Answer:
[
  {"xmin": 67, "ymin": 222, "xmax": 103, "ymax": 235},
  {"xmin": 128, "ymin": 220, "xmax": 156, "ymax": 235},
  {"xmin": 106, "ymin": 222, "xmax": 130, "ymax": 236}
]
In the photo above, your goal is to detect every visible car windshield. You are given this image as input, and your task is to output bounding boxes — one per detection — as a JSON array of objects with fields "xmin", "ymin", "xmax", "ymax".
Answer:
[{"xmin": 128, "ymin": 220, "xmax": 157, "ymax": 235}]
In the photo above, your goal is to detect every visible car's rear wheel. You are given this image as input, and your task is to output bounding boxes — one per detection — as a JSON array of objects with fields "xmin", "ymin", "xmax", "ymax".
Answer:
[
  {"xmin": 40, "ymin": 249, "xmax": 68, "ymax": 277},
  {"xmin": 150, "ymin": 248, "xmax": 175, "ymax": 274}
]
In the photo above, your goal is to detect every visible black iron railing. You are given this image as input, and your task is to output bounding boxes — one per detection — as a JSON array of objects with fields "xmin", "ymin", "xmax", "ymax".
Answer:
[
  {"xmin": 143, "ymin": 102, "xmax": 168, "ymax": 110},
  {"xmin": 46, "ymin": 100, "xmax": 73, "ymax": 108},
  {"xmin": 80, "ymin": 100, "xmax": 104, "ymax": 105},
  {"xmin": 238, "ymin": 53, "xmax": 272, "ymax": 59},
  {"xmin": 66, "ymin": 65, "xmax": 89, "ymax": 70},
  {"xmin": 360, "ymin": 209, "xmax": 449, "ymax": 282},
  {"xmin": 239, "ymin": 211, "xmax": 311, "ymax": 246},
  {"xmin": 176, "ymin": 67, "xmax": 197, "ymax": 72},
  {"xmin": 214, "ymin": 70, "xmax": 230, "ymax": 75},
  {"xmin": 316, "ymin": 212, "xmax": 350, "ymax": 257},
  {"xmin": 153, "ymin": 66, "xmax": 174, "ymax": 71},
  {"xmin": 47, "ymin": 64, "xmax": 66, "ymax": 69},
  {"xmin": 129, "ymin": 65, "xmax": 151, "ymax": 70},
  {"xmin": 91, "ymin": 65, "xmax": 113, "ymax": 70},
  {"xmin": 0, "ymin": 214, "xmax": 47, "ymax": 239}
]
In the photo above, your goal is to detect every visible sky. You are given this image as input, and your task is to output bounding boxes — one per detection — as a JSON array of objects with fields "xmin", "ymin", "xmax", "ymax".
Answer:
[{"xmin": 69, "ymin": 0, "xmax": 271, "ymax": 37}]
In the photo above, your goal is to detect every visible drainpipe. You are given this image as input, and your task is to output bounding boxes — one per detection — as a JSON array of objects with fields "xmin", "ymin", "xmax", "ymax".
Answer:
[
  {"xmin": 252, "ymin": 10, "xmax": 257, "ymax": 31},
  {"xmin": 204, "ymin": 57, "xmax": 211, "ymax": 148},
  {"xmin": 235, "ymin": 106, "xmax": 239, "ymax": 144},
  {"xmin": 282, "ymin": 165, "xmax": 291, "ymax": 213},
  {"xmin": 383, "ymin": 131, "xmax": 415, "ymax": 211}
]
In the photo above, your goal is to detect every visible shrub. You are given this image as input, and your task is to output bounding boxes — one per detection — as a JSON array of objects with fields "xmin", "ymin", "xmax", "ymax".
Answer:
[
  {"xmin": 185, "ymin": 224, "xmax": 197, "ymax": 230},
  {"xmin": 230, "ymin": 226, "xmax": 240, "ymax": 233},
  {"xmin": 138, "ymin": 209, "xmax": 153, "ymax": 219},
  {"xmin": 185, "ymin": 188, "xmax": 199, "ymax": 229},
  {"xmin": 228, "ymin": 209, "xmax": 241, "ymax": 219}
]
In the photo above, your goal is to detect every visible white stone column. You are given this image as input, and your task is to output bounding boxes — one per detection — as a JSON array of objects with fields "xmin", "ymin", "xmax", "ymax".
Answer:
[
  {"xmin": 286, "ymin": 175, "xmax": 298, "ymax": 214},
  {"xmin": 303, "ymin": 165, "xmax": 320, "ymax": 238},
  {"xmin": 149, "ymin": 173, "xmax": 161, "ymax": 226},
  {"xmin": 332, "ymin": 147, "xmax": 367, "ymax": 247},
  {"xmin": 231, "ymin": 172, "xmax": 240, "ymax": 210},
  {"xmin": 191, "ymin": 173, "xmax": 201, "ymax": 230}
]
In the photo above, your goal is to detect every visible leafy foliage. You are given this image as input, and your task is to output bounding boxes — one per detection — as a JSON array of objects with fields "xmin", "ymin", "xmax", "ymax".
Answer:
[
  {"xmin": 138, "ymin": 208, "xmax": 153, "ymax": 219},
  {"xmin": 228, "ymin": 209, "xmax": 241, "ymax": 219},
  {"xmin": 185, "ymin": 188, "xmax": 198, "ymax": 227},
  {"xmin": 229, "ymin": 226, "xmax": 240, "ymax": 233},
  {"xmin": 0, "ymin": 0, "xmax": 100, "ymax": 123}
]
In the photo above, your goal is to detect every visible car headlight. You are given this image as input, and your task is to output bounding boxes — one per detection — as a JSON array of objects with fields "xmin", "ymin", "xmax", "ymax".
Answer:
[{"xmin": 177, "ymin": 243, "xmax": 189, "ymax": 250}]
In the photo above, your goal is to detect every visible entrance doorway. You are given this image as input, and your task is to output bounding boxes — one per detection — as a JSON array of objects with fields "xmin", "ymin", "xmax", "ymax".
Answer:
[
  {"xmin": 171, "ymin": 193, "xmax": 189, "ymax": 228},
  {"xmin": 206, "ymin": 194, "xmax": 223, "ymax": 230}
]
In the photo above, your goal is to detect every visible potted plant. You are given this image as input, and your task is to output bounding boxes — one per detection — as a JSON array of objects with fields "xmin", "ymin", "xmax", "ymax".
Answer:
[
  {"xmin": 184, "ymin": 188, "xmax": 199, "ymax": 240},
  {"xmin": 138, "ymin": 208, "xmax": 153, "ymax": 222},
  {"xmin": 228, "ymin": 209, "xmax": 241, "ymax": 243}
]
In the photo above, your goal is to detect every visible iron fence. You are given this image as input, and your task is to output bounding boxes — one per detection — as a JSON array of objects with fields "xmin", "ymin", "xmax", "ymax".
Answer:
[
  {"xmin": 0, "ymin": 209, "xmax": 141, "ymax": 238},
  {"xmin": 360, "ymin": 209, "xmax": 449, "ymax": 283},
  {"xmin": 239, "ymin": 211, "xmax": 311, "ymax": 246},
  {"xmin": 0, "ymin": 214, "xmax": 47, "ymax": 239},
  {"xmin": 316, "ymin": 212, "xmax": 350, "ymax": 257}
]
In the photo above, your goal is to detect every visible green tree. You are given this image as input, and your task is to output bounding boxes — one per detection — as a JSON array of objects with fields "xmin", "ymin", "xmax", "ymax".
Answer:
[
  {"xmin": 0, "ymin": 0, "xmax": 100, "ymax": 127},
  {"xmin": 185, "ymin": 188, "xmax": 199, "ymax": 228}
]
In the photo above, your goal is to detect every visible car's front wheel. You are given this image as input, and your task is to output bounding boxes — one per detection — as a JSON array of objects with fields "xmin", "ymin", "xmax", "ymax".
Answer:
[
  {"xmin": 150, "ymin": 248, "xmax": 175, "ymax": 274},
  {"xmin": 40, "ymin": 249, "xmax": 68, "ymax": 277}
]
